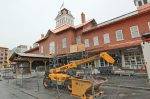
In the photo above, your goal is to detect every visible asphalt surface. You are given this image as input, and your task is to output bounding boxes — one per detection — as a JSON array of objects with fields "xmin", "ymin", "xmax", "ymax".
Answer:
[
  {"xmin": 99, "ymin": 86, "xmax": 150, "ymax": 99},
  {"xmin": 0, "ymin": 75, "xmax": 150, "ymax": 99},
  {"xmin": 0, "ymin": 82, "xmax": 35, "ymax": 99}
]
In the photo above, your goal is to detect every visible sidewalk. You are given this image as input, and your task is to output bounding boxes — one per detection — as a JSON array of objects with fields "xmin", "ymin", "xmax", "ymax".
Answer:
[
  {"xmin": 2, "ymin": 74, "xmax": 150, "ymax": 99},
  {"xmin": 103, "ymin": 75, "xmax": 150, "ymax": 91},
  {"xmin": 3, "ymin": 76, "xmax": 76, "ymax": 99}
]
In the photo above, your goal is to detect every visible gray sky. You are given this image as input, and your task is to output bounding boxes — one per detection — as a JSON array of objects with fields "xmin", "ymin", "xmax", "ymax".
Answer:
[{"xmin": 0, "ymin": 0, "xmax": 136, "ymax": 49}]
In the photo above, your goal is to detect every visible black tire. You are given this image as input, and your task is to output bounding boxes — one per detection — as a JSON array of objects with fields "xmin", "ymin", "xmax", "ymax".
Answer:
[{"xmin": 43, "ymin": 77, "xmax": 51, "ymax": 89}]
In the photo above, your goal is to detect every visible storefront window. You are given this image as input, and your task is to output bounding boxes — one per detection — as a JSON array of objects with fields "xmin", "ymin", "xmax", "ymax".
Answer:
[{"xmin": 124, "ymin": 47, "xmax": 144, "ymax": 69}]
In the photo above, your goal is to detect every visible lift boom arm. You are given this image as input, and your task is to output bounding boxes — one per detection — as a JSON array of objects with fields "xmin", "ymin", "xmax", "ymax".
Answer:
[{"xmin": 51, "ymin": 52, "xmax": 115, "ymax": 73}]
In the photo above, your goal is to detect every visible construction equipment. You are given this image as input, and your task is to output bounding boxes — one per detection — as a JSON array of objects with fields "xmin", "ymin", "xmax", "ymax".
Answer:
[{"xmin": 43, "ymin": 52, "xmax": 115, "ymax": 99}]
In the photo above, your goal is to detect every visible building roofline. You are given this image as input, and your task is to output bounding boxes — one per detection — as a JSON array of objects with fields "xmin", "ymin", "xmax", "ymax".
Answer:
[
  {"xmin": 83, "ymin": 7, "xmax": 150, "ymax": 33},
  {"xmin": 36, "ymin": 19, "xmax": 95, "ymax": 43},
  {"xmin": 9, "ymin": 52, "xmax": 50, "ymax": 61},
  {"xmin": 0, "ymin": 46, "xmax": 8, "ymax": 49},
  {"xmin": 25, "ymin": 46, "xmax": 39, "ymax": 53},
  {"xmin": 83, "ymin": 10, "xmax": 138, "ymax": 33}
]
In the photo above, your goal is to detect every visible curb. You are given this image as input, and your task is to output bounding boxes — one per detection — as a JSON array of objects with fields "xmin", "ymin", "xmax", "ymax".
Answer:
[{"xmin": 103, "ymin": 84, "xmax": 150, "ymax": 91}]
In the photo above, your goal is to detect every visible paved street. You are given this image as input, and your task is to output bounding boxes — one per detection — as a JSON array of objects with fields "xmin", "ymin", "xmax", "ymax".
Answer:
[
  {"xmin": 0, "ymin": 75, "xmax": 150, "ymax": 99},
  {"xmin": 100, "ymin": 86, "xmax": 150, "ymax": 99},
  {"xmin": 0, "ymin": 81, "xmax": 35, "ymax": 99}
]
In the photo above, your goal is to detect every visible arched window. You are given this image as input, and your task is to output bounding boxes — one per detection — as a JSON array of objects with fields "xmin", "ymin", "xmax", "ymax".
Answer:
[
  {"xmin": 143, "ymin": 0, "xmax": 147, "ymax": 4},
  {"xmin": 138, "ymin": 0, "xmax": 143, "ymax": 6}
]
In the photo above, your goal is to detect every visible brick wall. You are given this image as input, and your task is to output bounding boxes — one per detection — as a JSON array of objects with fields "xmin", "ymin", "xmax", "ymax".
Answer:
[
  {"xmin": 28, "ymin": 9, "xmax": 150, "ymax": 55},
  {"xmin": 81, "ymin": 11, "xmax": 150, "ymax": 51}
]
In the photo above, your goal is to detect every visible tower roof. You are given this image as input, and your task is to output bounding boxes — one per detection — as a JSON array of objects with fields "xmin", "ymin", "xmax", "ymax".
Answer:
[{"xmin": 55, "ymin": 8, "xmax": 74, "ymax": 20}]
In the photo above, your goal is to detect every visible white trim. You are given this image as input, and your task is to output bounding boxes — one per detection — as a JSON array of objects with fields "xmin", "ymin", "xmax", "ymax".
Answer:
[
  {"xmin": 84, "ymin": 39, "xmax": 90, "ymax": 48},
  {"xmin": 62, "ymin": 38, "xmax": 67, "ymax": 48},
  {"xmin": 130, "ymin": 25, "xmax": 140, "ymax": 38},
  {"xmin": 93, "ymin": 36, "xmax": 99, "ymax": 46},
  {"xmin": 141, "ymin": 0, "xmax": 144, "ymax": 5},
  {"xmin": 148, "ymin": 21, "xmax": 150, "ymax": 31},
  {"xmin": 76, "ymin": 36, "xmax": 81, "ymax": 44},
  {"xmin": 116, "ymin": 30, "xmax": 124, "ymax": 41},
  {"xmin": 103, "ymin": 33, "xmax": 110, "ymax": 44},
  {"xmin": 49, "ymin": 41, "xmax": 55, "ymax": 54},
  {"xmin": 40, "ymin": 46, "xmax": 43, "ymax": 53},
  {"xmin": 98, "ymin": 11, "xmax": 138, "ymax": 28}
]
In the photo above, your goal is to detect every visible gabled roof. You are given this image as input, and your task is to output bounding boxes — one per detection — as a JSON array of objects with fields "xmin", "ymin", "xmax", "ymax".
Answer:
[
  {"xmin": 36, "ymin": 30, "xmax": 53, "ymax": 43},
  {"xmin": 83, "ymin": 10, "xmax": 138, "ymax": 33},
  {"xmin": 36, "ymin": 19, "xmax": 96, "ymax": 43},
  {"xmin": 0, "ymin": 46, "xmax": 8, "ymax": 49},
  {"xmin": 83, "ymin": 7, "xmax": 150, "ymax": 33},
  {"xmin": 9, "ymin": 52, "xmax": 50, "ymax": 61},
  {"xmin": 75, "ymin": 19, "xmax": 97, "ymax": 29},
  {"xmin": 52, "ymin": 24, "xmax": 75, "ymax": 33}
]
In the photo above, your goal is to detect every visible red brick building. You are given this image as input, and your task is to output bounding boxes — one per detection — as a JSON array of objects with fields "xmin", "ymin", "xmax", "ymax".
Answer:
[
  {"xmin": 26, "ymin": 0, "xmax": 150, "ymax": 70},
  {"xmin": 0, "ymin": 46, "xmax": 9, "ymax": 68}
]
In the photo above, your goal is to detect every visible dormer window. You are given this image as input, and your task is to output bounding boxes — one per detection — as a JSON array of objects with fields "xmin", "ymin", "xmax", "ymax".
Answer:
[
  {"xmin": 143, "ymin": 0, "xmax": 148, "ymax": 4},
  {"xmin": 138, "ymin": 0, "xmax": 143, "ymax": 6},
  {"xmin": 134, "ymin": 0, "xmax": 149, "ymax": 7}
]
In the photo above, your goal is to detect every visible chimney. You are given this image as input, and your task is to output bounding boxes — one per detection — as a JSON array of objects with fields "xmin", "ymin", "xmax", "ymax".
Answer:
[
  {"xmin": 41, "ymin": 34, "xmax": 44, "ymax": 39},
  {"xmin": 81, "ymin": 12, "xmax": 86, "ymax": 24}
]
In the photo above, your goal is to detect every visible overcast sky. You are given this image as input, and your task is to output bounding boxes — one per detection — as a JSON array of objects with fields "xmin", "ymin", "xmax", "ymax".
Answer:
[{"xmin": 0, "ymin": 0, "xmax": 136, "ymax": 49}]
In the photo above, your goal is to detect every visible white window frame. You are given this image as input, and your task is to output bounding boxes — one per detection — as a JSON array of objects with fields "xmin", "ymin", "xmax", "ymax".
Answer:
[
  {"xmin": 84, "ymin": 39, "xmax": 90, "ymax": 48},
  {"xmin": 93, "ymin": 36, "xmax": 99, "ymax": 46},
  {"xmin": 116, "ymin": 30, "xmax": 124, "ymax": 41},
  {"xmin": 76, "ymin": 36, "xmax": 81, "ymax": 44},
  {"xmin": 40, "ymin": 46, "xmax": 43, "ymax": 53},
  {"xmin": 49, "ymin": 42, "xmax": 55, "ymax": 54},
  {"xmin": 62, "ymin": 38, "xmax": 67, "ymax": 48},
  {"xmin": 148, "ymin": 21, "xmax": 150, "ymax": 31},
  {"xmin": 130, "ymin": 25, "xmax": 140, "ymax": 38},
  {"xmin": 103, "ymin": 33, "xmax": 110, "ymax": 44}
]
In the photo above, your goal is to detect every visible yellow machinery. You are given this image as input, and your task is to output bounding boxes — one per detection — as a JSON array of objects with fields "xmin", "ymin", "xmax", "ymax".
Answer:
[{"xmin": 43, "ymin": 52, "xmax": 115, "ymax": 99}]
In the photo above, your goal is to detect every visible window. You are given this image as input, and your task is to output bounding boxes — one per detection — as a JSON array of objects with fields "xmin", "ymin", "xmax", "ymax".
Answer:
[
  {"xmin": 116, "ymin": 30, "xmax": 124, "ymax": 41},
  {"xmin": 93, "ymin": 36, "xmax": 99, "ymax": 46},
  {"xmin": 62, "ymin": 38, "xmax": 67, "ymax": 48},
  {"xmin": 49, "ymin": 42, "xmax": 55, "ymax": 54},
  {"xmin": 84, "ymin": 39, "xmax": 90, "ymax": 47},
  {"xmin": 130, "ymin": 25, "xmax": 140, "ymax": 38},
  {"xmin": 40, "ymin": 46, "xmax": 43, "ymax": 53},
  {"xmin": 103, "ymin": 34, "xmax": 110, "ymax": 44},
  {"xmin": 1, "ymin": 53, "xmax": 3, "ymax": 56},
  {"xmin": 143, "ymin": 0, "xmax": 147, "ymax": 4},
  {"xmin": 148, "ymin": 21, "xmax": 150, "ymax": 31},
  {"xmin": 138, "ymin": 1, "xmax": 143, "ymax": 6},
  {"xmin": 76, "ymin": 36, "xmax": 81, "ymax": 44}
]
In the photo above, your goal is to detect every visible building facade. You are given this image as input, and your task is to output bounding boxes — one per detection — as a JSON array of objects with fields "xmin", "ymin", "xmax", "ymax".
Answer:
[
  {"xmin": 12, "ymin": 45, "xmax": 28, "ymax": 53},
  {"xmin": 0, "ymin": 47, "xmax": 9, "ymax": 68},
  {"xmin": 26, "ymin": 0, "xmax": 150, "ymax": 70}
]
